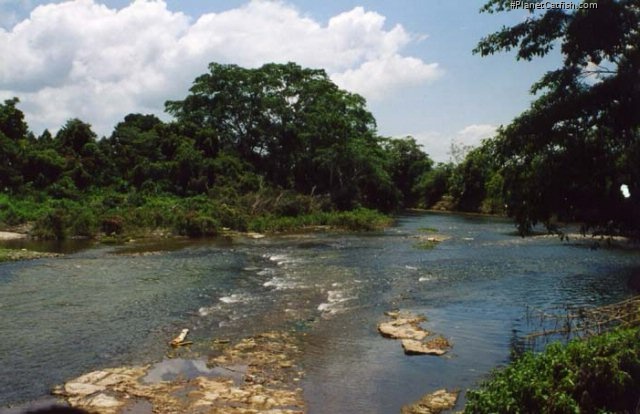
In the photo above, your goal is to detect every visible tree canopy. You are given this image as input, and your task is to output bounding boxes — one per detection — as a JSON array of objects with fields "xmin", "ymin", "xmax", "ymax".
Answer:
[
  {"xmin": 0, "ymin": 62, "xmax": 440, "ymax": 239},
  {"xmin": 165, "ymin": 62, "xmax": 410, "ymax": 210},
  {"xmin": 475, "ymin": 0, "xmax": 640, "ymax": 236}
]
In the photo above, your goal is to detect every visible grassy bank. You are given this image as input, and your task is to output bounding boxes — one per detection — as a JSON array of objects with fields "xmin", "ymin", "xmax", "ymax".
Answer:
[
  {"xmin": 464, "ymin": 326, "xmax": 640, "ymax": 413},
  {"xmin": 0, "ymin": 192, "xmax": 391, "ymax": 241}
]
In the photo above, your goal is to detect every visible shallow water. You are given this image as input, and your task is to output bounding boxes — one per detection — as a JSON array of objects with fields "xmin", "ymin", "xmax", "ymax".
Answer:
[{"xmin": 0, "ymin": 212, "xmax": 638, "ymax": 412}]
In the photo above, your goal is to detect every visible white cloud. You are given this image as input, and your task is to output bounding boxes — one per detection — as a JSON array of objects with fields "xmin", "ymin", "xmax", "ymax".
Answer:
[
  {"xmin": 454, "ymin": 124, "xmax": 497, "ymax": 147},
  {"xmin": 409, "ymin": 124, "xmax": 497, "ymax": 163},
  {"xmin": 332, "ymin": 55, "xmax": 441, "ymax": 100},
  {"xmin": 0, "ymin": 0, "xmax": 441, "ymax": 136},
  {"xmin": 410, "ymin": 131, "xmax": 448, "ymax": 162}
]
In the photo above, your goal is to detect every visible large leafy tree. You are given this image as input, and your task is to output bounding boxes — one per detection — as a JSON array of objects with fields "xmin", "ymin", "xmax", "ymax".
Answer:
[
  {"xmin": 382, "ymin": 137, "xmax": 434, "ymax": 207},
  {"xmin": 448, "ymin": 140, "xmax": 504, "ymax": 213},
  {"xmin": 166, "ymin": 62, "xmax": 399, "ymax": 210},
  {"xmin": 54, "ymin": 119, "xmax": 106, "ymax": 190},
  {"xmin": 476, "ymin": 0, "xmax": 640, "ymax": 236},
  {"xmin": 0, "ymin": 98, "xmax": 29, "ymax": 191}
]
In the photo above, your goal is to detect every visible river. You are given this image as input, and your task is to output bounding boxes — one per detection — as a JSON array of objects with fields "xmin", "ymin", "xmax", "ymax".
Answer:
[{"xmin": 0, "ymin": 212, "xmax": 638, "ymax": 413}]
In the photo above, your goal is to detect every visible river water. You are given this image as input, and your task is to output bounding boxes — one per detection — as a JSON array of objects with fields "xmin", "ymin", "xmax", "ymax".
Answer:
[{"xmin": 0, "ymin": 212, "xmax": 638, "ymax": 413}]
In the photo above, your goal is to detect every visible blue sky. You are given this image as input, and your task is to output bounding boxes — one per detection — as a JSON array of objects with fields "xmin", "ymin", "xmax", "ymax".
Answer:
[{"xmin": 0, "ymin": 0, "xmax": 561, "ymax": 161}]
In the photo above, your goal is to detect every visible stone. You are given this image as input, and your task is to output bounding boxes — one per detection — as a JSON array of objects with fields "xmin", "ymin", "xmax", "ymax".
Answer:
[
  {"xmin": 378, "ymin": 313, "xmax": 429, "ymax": 340},
  {"xmin": 401, "ymin": 340, "xmax": 447, "ymax": 356},
  {"xmin": 55, "ymin": 332, "xmax": 305, "ymax": 413},
  {"xmin": 64, "ymin": 382, "xmax": 106, "ymax": 396},
  {"xmin": 401, "ymin": 389, "xmax": 459, "ymax": 414},
  {"xmin": 82, "ymin": 393, "xmax": 123, "ymax": 409}
]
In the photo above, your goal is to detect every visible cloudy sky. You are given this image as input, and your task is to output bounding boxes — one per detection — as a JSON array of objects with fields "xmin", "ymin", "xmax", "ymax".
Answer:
[{"xmin": 0, "ymin": 0, "xmax": 560, "ymax": 161}]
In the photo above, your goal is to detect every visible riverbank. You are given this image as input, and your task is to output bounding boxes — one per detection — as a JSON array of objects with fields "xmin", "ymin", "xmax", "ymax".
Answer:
[
  {"xmin": 0, "ymin": 193, "xmax": 392, "ymax": 242},
  {"xmin": 465, "ymin": 324, "xmax": 640, "ymax": 413},
  {"xmin": 407, "ymin": 207, "xmax": 506, "ymax": 219}
]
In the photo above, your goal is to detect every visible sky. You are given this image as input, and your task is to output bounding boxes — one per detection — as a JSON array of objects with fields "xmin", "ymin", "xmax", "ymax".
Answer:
[{"xmin": 0, "ymin": 0, "xmax": 562, "ymax": 161}]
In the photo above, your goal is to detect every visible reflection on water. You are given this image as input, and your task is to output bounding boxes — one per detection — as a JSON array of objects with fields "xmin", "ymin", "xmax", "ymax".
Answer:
[
  {"xmin": 0, "ymin": 238, "xmax": 94, "ymax": 254},
  {"xmin": 141, "ymin": 358, "xmax": 247, "ymax": 384},
  {"xmin": 0, "ymin": 212, "xmax": 637, "ymax": 413}
]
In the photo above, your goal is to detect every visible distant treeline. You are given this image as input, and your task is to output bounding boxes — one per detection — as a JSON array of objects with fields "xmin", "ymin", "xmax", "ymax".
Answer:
[
  {"xmin": 1, "ymin": 41, "xmax": 638, "ymax": 240},
  {"xmin": 0, "ymin": 63, "xmax": 458, "ymax": 239}
]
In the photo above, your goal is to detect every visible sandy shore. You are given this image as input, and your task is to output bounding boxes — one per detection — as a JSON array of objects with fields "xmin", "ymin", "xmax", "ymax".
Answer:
[{"xmin": 0, "ymin": 231, "xmax": 28, "ymax": 240}]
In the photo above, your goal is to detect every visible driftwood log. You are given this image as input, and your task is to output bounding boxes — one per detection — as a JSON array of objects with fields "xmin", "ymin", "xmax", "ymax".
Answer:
[{"xmin": 170, "ymin": 329, "xmax": 192, "ymax": 347}]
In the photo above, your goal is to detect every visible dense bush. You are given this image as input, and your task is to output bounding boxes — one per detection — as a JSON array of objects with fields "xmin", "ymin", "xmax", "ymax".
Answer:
[
  {"xmin": 0, "ymin": 188, "xmax": 395, "ymax": 240},
  {"xmin": 32, "ymin": 209, "xmax": 69, "ymax": 240},
  {"xmin": 174, "ymin": 211, "xmax": 219, "ymax": 237},
  {"xmin": 465, "ymin": 327, "xmax": 640, "ymax": 414},
  {"xmin": 101, "ymin": 215, "xmax": 124, "ymax": 235}
]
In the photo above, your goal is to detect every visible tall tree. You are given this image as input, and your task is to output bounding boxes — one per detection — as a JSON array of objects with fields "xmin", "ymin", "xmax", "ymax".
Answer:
[
  {"xmin": 383, "ymin": 137, "xmax": 433, "ymax": 207},
  {"xmin": 476, "ymin": 0, "xmax": 640, "ymax": 236},
  {"xmin": 0, "ymin": 98, "xmax": 29, "ymax": 191},
  {"xmin": 166, "ymin": 62, "xmax": 399, "ymax": 210},
  {"xmin": 54, "ymin": 119, "xmax": 103, "ymax": 190}
]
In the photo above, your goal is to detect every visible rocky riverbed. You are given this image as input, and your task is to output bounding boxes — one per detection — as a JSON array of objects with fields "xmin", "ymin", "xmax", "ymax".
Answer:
[{"xmin": 53, "ymin": 331, "xmax": 305, "ymax": 414}]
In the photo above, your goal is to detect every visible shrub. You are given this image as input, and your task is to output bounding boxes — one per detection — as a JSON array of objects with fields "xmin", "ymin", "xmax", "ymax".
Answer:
[
  {"xmin": 71, "ymin": 209, "xmax": 98, "ymax": 238},
  {"xmin": 102, "ymin": 215, "xmax": 125, "ymax": 235},
  {"xmin": 174, "ymin": 211, "xmax": 219, "ymax": 237},
  {"xmin": 326, "ymin": 208, "xmax": 391, "ymax": 231},
  {"xmin": 465, "ymin": 327, "xmax": 640, "ymax": 414},
  {"xmin": 213, "ymin": 203, "xmax": 248, "ymax": 231},
  {"xmin": 32, "ymin": 209, "xmax": 68, "ymax": 240},
  {"xmin": 47, "ymin": 176, "xmax": 79, "ymax": 200},
  {"xmin": 0, "ymin": 195, "xmax": 49, "ymax": 225},
  {"xmin": 102, "ymin": 194, "xmax": 126, "ymax": 209}
]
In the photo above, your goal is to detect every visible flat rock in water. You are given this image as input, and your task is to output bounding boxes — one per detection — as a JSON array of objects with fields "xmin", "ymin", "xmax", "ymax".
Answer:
[
  {"xmin": 54, "ymin": 332, "xmax": 305, "ymax": 414},
  {"xmin": 413, "ymin": 234, "xmax": 451, "ymax": 243},
  {"xmin": 378, "ymin": 322, "xmax": 429, "ymax": 341},
  {"xmin": 378, "ymin": 313, "xmax": 429, "ymax": 340},
  {"xmin": 401, "ymin": 389, "xmax": 458, "ymax": 414},
  {"xmin": 401, "ymin": 340, "xmax": 447, "ymax": 356}
]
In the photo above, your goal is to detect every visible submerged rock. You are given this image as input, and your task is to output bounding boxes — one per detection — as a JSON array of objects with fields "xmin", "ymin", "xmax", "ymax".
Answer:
[
  {"xmin": 401, "ymin": 389, "xmax": 459, "ymax": 414},
  {"xmin": 210, "ymin": 331, "xmax": 303, "ymax": 388}
]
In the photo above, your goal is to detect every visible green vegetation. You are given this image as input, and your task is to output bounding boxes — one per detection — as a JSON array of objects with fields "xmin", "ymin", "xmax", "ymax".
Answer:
[
  {"xmin": 415, "ymin": 0, "xmax": 639, "ymax": 239},
  {"xmin": 475, "ymin": 0, "xmax": 639, "ymax": 238},
  {"xmin": 0, "ymin": 191, "xmax": 389, "ymax": 240},
  {"xmin": 0, "ymin": 63, "xmax": 434, "ymax": 240},
  {"xmin": 248, "ymin": 208, "xmax": 391, "ymax": 233},
  {"xmin": 465, "ymin": 326, "xmax": 640, "ymax": 414},
  {"xmin": 460, "ymin": 3, "xmax": 640, "ymax": 411},
  {"xmin": 417, "ymin": 227, "xmax": 438, "ymax": 233},
  {"xmin": 414, "ymin": 239, "xmax": 439, "ymax": 250},
  {"xmin": 2, "ymin": 1, "xmax": 637, "ymax": 241},
  {"xmin": 413, "ymin": 141, "xmax": 507, "ymax": 215}
]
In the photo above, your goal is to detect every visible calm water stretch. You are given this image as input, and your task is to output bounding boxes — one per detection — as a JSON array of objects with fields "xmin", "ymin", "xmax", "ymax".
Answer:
[{"xmin": 1, "ymin": 212, "xmax": 638, "ymax": 413}]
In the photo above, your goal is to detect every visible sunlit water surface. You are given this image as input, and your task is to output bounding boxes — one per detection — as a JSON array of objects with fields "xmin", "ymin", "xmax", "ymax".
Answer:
[{"xmin": 1, "ymin": 212, "xmax": 638, "ymax": 413}]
